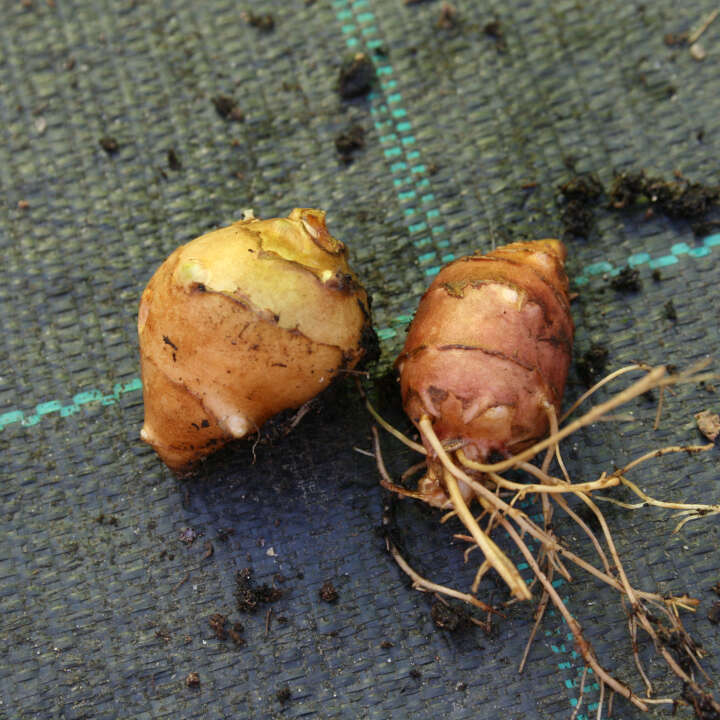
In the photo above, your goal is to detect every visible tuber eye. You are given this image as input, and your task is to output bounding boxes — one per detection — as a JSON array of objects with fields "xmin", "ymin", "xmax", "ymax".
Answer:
[{"xmin": 138, "ymin": 208, "xmax": 376, "ymax": 472}]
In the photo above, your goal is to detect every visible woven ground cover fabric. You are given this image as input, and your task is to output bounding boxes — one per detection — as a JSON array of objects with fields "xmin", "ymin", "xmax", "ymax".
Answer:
[{"xmin": 1, "ymin": 1, "xmax": 719, "ymax": 718}]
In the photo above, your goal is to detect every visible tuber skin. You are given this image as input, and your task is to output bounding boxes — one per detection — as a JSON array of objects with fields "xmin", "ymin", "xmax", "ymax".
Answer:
[
  {"xmin": 138, "ymin": 208, "xmax": 374, "ymax": 472},
  {"xmin": 396, "ymin": 239, "xmax": 574, "ymax": 506}
]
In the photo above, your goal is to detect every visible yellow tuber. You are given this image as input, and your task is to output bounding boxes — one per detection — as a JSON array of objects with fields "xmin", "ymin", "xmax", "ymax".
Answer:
[{"xmin": 138, "ymin": 208, "xmax": 375, "ymax": 471}]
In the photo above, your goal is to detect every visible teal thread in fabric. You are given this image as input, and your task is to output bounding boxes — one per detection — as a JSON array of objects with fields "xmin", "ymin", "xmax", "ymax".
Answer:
[
  {"xmin": 0, "ymin": 378, "xmax": 142, "ymax": 430},
  {"xmin": 333, "ymin": 0, "xmax": 453, "ymax": 342},
  {"xmin": 574, "ymin": 233, "xmax": 720, "ymax": 285}
]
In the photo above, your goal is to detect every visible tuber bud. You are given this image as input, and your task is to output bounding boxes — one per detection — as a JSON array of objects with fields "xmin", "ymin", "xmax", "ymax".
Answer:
[{"xmin": 138, "ymin": 208, "xmax": 375, "ymax": 471}]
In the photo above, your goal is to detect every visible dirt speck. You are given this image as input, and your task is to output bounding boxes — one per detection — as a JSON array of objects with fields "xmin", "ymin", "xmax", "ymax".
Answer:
[
  {"xmin": 708, "ymin": 602, "xmax": 720, "ymax": 624},
  {"xmin": 210, "ymin": 612, "xmax": 245, "ymax": 646},
  {"xmin": 483, "ymin": 19, "xmax": 507, "ymax": 52},
  {"xmin": 338, "ymin": 53, "xmax": 375, "ymax": 99},
  {"xmin": 276, "ymin": 685, "xmax": 291, "ymax": 703},
  {"xmin": 437, "ymin": 2, "xmax": 459, "ymax": 29},
  {"xmin": 167, "ymin": 148, "xmax": 182, "ymax": 171},
  {"xmin": 99, "ymin": 136, "xmax": 119, "ymax": 155},
  {"xmin": 576, "ymin": 344, "xmax": 609, "ymax": 387},
  {"xmin": 209, "ymin": 613, "xmax": 228, "ymax": 640},
  {"xmin": 243, "ymin": 11, "xmax": 275, "ymax": 32},
  {"xmin": 319, "ymin": 580, "xmax": 339, "ymax": 603},
  {"xmin": 235, "ymin": 567, "xmax": 283, "ymax": 612},
  {"xmin": 213, "ymin": 95, "xmax": 244, "ymax": 122},
  {"xmin": 430, "ymin": 600, "xmax": 467, "ymax": 631},
  {"xmin": 185, "ymin": 672, "xmax": 200, "ymax": 688},
  {"xmin": 609, "ymin": 170, "xmax": 719, "ymax": 234},
  {"xmin": 558, "ymin": 173, "xmax": 604, "ymax": 238},
  {"xmin": 663, "ymin": 300, "xmax": 677, "ymax": 321},
  {"xmin": 610, "ymin": 266, "xmax": 642, "ymax": 292},
  {"xmin": 335, "ymin": 124, "xmax": 365, "ymax": 164}
]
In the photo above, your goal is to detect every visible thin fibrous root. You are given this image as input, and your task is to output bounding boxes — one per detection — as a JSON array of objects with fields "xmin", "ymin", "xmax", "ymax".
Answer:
[
  {"xmin": 385, "ymin": 538, "xmax": 497, "ymax": 614},
  {"xmin": 365, "ymin": 397, "xmax": 426, "ymax": 455},
  {"xmin": 560, "ymin": 363, "xmax": 646, "ymax": 422},
  {"xmin": 518, "ymin": 579, "xmax": 552, "ymax": 674},
  {"xmin": 372, "ymin": 426, "xmax": 430, "ymax": 502},
  {"xmin": 629, "ymin": 615, "xmax": 654, "ymax": 698},
  {"xmin": 569, "ymin": 666, "xmax": 589, "ymax": 720},
  {"xmin": 419, "ymin": 415, "xmax": 532, "ymax": 601},
  {"xmin": 499, "ymin": 515, "xmax": 653, "ymax": 713}
]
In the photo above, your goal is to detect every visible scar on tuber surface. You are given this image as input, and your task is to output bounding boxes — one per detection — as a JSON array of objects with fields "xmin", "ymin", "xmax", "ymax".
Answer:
[
  {"xmin": 372, "ymin": 238, "xmax": 720, "ymax": 715},
  {"xmin": 138, "ymin": 208, "xmax": 376, "ymax": 472}
]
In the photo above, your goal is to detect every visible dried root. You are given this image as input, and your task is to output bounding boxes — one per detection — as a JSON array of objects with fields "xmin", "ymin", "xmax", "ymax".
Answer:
[{"xmin": 371, "ymin": 362, "xmax": 720, "ymax": 716}]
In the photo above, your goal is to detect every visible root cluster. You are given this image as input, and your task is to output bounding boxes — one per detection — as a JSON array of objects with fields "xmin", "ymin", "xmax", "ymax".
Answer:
[{"xmin": 371, "ymin": 362, "xmax": 719, "ymax": 716}]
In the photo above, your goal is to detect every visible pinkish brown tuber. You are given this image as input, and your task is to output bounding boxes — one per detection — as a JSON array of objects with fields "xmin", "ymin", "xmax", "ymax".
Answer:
[
  {"xmin": 138, "ymin": 208, "xmax": 374, "ymax": 471},
  {"xmin": 397, "ymin": 239, "xmax": 573, "ymax": 507}
]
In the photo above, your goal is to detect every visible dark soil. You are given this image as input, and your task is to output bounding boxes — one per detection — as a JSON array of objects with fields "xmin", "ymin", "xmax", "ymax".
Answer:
[
  {"xmin": 235, "ymin": 567, "xmax": 283, "ymax": 612},
  {"xmin": 276, "ymin": 686, "xmax": 292, "ymax": 703},
  {"xmin": 212, "ymin": 95, "xmax": 245, "ymax": 122},
  {"xmin": 437, "ymin": 2, "xmax": 459, "ymax": 29},
  {"xmin": 561, "ymin": 201, "xmax": 595, "ymax": 238},
  {"xmin": 575, "ymin": 344, "xmax": 609, "ymax": 387},
  {"xmin": 209, "ymin": 612, "xmax": 228, "ymax": 640},
  {"xmin": 609, "ymin": 170, "xmax": 719, "ymax": 234},
  {"xmin": 430, "ymin": 600, "xmax": 468, "ymax": 631},
  {"xmin": 558, "ymin": 173, "xmax": 604, "ymax": 238},
  {"xmin": 338, "ymin": 53, "xmax": 375, "ymax": 99},
  {"xmin": 228, "ymin": 622, "xmax": 245, "ymax": 646},
  {"xmin": 483, "ymin": 20, "xmax": 507, "ymax": 52},
  {"xmin": 167, "ymin": 148, "xmax": 182, "ymax": 171},
  {"xmin": 319, "ymin": 580, "xmax": 339, "ymax": 603},
  {"xmin": 664, "ymin": 300, "xmax": 677, "ymax": 321},
  {"xmin": 99, "ymin": 136, "xmax": 119, "ymax": 155},
  {"xmin": 209, "ymin": 612, "xmax": 246, "ymax": 646},
  {"xmin": 217, "ymin": 528, "xmax": 235, "ymax": 542},
  {"xmin": 335, "ymin": 124, "xmax": 365, "ymax": 164},
  {"xmin": 560, "ymin": 174, "xmax": 604, "ymax": 200},
  {"xmin": 244, "ymin": 11, "xmax": 275, "ymax": 32},
  {"xmin": 558, "ymin": 169, "xmax": 719, "ymax": 237},
  {"xmin": 610, "ymin": 266, "xmax": 642, "ymax": 292},
  {"xmin": 708, "ymin": 602, "xmax": 720, "ymax": 625}
]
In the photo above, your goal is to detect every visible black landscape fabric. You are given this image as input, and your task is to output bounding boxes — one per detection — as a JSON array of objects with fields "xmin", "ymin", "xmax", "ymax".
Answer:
[{"xmin": 1, "ymin": 2, "xmax": 719, "ymax": 719}]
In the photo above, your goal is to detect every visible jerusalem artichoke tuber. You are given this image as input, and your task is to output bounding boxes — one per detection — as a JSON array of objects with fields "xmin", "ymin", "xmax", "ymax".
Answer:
[
  {"xmin": 138, "ymin": 208, "xmax": 375, "ymax": 471},
  {"xmin": 396, "ymin": 239, "xmax": 573, "ymax": 507}
]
